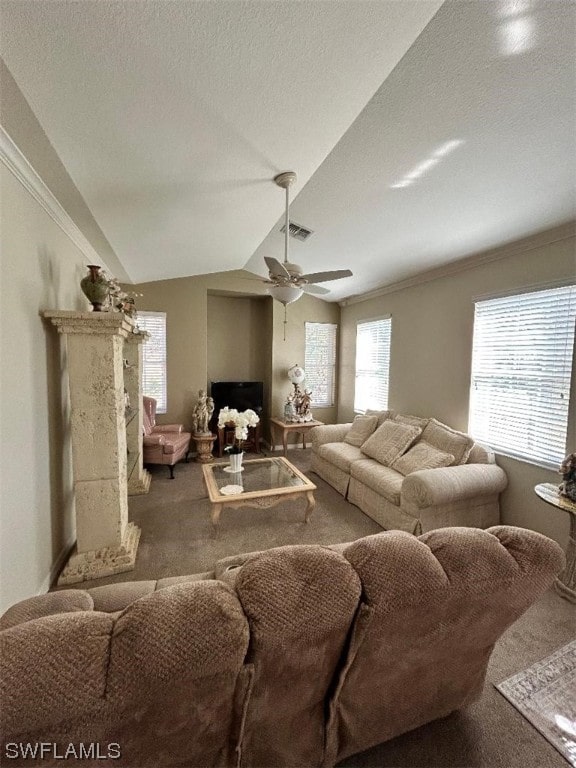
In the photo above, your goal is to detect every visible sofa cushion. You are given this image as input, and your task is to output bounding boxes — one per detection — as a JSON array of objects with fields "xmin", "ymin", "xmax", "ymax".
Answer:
[
  {"xmin": 344, "ymin": 415, "xmax": 379, "ymax": 447},
  {"xmin": 360, "ymin": 421, "xmax": 422, "ymax": 467},
  {"xmin": 318, "ymin": 442, "xmax": 364, "ymax": 473},
  {"xmin": 391, "ymin": 440, "xmax": 455, "ymax": 476},
  {"xmin": 365, "ymin": 409, "xmax": 394, "ymax": 427},
  {"xmin": 394, "ymin": 413, "xmax": 429, "ymax": 429},
  {"xmin": 350, "ymin": 459, "xmax": 403, "ymax": 504},
  {"xmin": 422, "ymin": 418, "xmax": 474, "ymax": 466}
]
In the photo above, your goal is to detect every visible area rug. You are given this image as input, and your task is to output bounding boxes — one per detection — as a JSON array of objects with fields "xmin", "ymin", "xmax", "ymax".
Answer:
[{"xmin": 496, "ymin": 640, "xmax": 576, "ymax": 766}]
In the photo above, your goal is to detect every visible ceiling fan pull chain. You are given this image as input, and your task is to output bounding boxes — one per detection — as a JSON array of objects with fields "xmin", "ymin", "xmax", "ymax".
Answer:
[{"xmin": 283, "ymin": 304, "xmax": 287, "ymax": 341}]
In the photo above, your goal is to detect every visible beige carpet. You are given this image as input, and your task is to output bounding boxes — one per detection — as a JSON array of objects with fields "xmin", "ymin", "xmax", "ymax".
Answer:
[
  {"xmin": 69, "ymin": 449, "xmax": 383, "ymax": 590},
  {"xmin": 496, "ymin": 641, "xmax": 576, "ymax": 767},
  {"xmin": 58, "ymin": 449, "xmax": 576, "ymax": 767}
]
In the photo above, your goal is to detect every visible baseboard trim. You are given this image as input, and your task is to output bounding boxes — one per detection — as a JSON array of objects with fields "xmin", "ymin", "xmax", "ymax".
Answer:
[{"xmin": 38, "ymin": 536, "xmax": 76, "ymax": 595}]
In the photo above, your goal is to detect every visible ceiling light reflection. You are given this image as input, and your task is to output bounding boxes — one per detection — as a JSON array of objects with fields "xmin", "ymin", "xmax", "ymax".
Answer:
[
  {"xmin": 498, "ymin": 0, "xmax": 532, "ymax": 18},
  {"xmin": 390, "ymin": 139, "xmax": 465, "ymax": 190},
  {"xmin": 499, "ymin": 16, "xmax": 536, "ymax": 55}
]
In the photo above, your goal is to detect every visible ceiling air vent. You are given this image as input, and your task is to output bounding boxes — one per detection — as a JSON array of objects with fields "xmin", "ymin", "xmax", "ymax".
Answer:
[{"xmin": 280, "ymin": 221, "xmax": 314, "ymax": 242}]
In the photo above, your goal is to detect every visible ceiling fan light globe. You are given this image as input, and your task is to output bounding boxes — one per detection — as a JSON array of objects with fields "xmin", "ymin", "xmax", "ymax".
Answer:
[{"xmin": 267, "ymin": 284, "xmax": 303, "ymax": 305}]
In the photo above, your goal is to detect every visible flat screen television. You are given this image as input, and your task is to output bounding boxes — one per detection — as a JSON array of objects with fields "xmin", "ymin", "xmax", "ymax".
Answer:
[{"xmin": 210, "ymin": 381, "xmax": 264, "ymax": 419}]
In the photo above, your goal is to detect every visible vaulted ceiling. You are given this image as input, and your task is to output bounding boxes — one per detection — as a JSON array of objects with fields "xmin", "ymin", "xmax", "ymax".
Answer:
[{"xmin": 1, "ymin": 0, "xmax": 575, "ymax": 301}]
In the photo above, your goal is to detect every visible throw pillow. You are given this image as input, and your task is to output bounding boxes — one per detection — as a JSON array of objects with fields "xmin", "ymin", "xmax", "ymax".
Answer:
[
  {"xmin": 391, "ymin": 440, "xmax": 455, "ymax": 476},
  {"xmin": 361, "ymin": 420, "xmax": 422, "ymax": 467},
  {"xmin": 394, "ymin": 413, "xmax": 430, "ymax": 429},
  {"xmin": 365, "ymin": 409, "xmax": 394, "ymax": 427},
  {"xmin": 344, "ymin": 415, "xmax": 379, "ymax": 447},
  {"xmin": 421, "ymin": 418, "xmax": 474, "ymax": 466}
]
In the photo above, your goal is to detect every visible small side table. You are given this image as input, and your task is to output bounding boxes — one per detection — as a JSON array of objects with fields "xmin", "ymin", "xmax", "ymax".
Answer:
[
  {"xmin": 534, "ymin": 482, "xmax": 576, "ymax": 603},
  {"xmin": 270, "ymin": 417, "xmax": 324, "ymax": 457}
]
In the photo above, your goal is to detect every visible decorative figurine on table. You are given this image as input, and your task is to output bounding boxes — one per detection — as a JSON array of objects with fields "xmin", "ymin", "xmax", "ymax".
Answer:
[
  {"xmin": 559, "ymin": 452, "xmax": 576, "ymax": 503},
  {"xmin": 285, "ymin": 364, "xmax": 313, "ymax": 423}
]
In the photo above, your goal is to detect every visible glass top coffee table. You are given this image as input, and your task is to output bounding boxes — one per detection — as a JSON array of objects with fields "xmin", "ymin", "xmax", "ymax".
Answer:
[{"xmin": 202, "ymin": 456, "xmax": 316, "ymax": 528}]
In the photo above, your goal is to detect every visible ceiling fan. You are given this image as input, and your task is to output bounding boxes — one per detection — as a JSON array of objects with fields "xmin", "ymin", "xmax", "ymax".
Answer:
[{"xmin": 263, "ymin": 171, "xmax": 353, "ymax": 305}]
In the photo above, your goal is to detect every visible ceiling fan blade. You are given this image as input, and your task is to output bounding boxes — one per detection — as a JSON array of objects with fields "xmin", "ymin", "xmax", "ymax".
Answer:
[
  {"xmin": 301, "ymin": 283, "xmax": 330, "ymax": 295},
  {"xmin": 299, "ymin": 269, "xmax": 353, "ymax": 283},
  {"xmin": 264, "ymin": 256, "xmax": 290, "ymax": 279}
]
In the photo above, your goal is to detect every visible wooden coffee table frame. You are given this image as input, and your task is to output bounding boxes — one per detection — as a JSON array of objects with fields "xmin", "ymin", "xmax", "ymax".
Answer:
[{"xmin": 202, "ymin": 456, "xmax": 317, "ymax": 528}]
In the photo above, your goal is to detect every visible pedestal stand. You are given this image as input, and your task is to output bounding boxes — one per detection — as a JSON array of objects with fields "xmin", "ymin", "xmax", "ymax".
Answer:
[
  {"xmin": 44, "ymin": 311, "xmax": 141, "ymax": 585},
  {"xmin": 124, "ymin": 330, "xmax": 151, "ymax": 495},
  {"xmin": 193, "ymin": 433, "xmax": 216, "ymax": 463}
]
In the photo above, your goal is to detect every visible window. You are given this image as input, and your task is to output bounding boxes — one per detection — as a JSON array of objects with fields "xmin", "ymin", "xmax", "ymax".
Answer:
[
  {"xmin": 137, "ymin": 311, "xmax": 167, "ymax": 414},
  {"xmin": 304, "ymin": 322, "xmax": 337, "ymax": 407},
  {"xmin": 354, "ymin": 317, "xmax": 392, "ymax": 412},
  {"xmin": 469, "ymin": 285, "xmax": 576, "ymax": 468}
]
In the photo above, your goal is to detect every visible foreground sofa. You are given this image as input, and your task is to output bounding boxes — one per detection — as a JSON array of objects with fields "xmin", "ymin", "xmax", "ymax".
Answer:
[
  {"xmin": 0, "ymin": 527, "xmax": 564, "ymax": 768},
  {"xmin": 311, "ymin": 411, "xmax": 508, "ymax": 534}
]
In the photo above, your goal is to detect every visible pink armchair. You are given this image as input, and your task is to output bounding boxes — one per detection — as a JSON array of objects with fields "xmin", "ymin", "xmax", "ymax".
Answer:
[{"xmin": 142, "ymin": 396, "xmax": 191, "ymax": 479}]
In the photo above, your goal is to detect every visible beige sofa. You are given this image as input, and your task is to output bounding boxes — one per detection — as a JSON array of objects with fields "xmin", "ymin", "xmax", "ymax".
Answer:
[
  {"xmin": 0, "ymin": 527, "xmax": 564, "ymax": 768},
  {"xmin": 311, "ymin": 411, "xmax": 508, "ymax": 534}
]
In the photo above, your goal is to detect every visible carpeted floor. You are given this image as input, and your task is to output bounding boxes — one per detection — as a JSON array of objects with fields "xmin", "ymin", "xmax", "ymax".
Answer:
[
  {"xmin": 72, "ymin": 449, "xmax": 383, "ymax": 589},
  {"xmin": 65, "ymin": 449, "xmax": 575, "ymax": 767}
]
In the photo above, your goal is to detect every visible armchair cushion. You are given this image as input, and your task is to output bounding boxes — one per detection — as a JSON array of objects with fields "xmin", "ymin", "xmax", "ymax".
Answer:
[{"xmin": 162, "ymin": 432, "xmax": 190, "ymax": 455}]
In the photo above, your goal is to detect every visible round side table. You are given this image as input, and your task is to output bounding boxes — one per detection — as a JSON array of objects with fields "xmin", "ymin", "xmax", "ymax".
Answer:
[{"xmin": 534, "ymin": 483, "xmax": 576, "ymax": 603}]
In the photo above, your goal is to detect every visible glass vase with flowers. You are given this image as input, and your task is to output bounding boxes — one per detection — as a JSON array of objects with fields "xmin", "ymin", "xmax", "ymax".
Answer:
[{"xmin": 217, "ymin": 407, "xmax": 260, "ymax": 471}]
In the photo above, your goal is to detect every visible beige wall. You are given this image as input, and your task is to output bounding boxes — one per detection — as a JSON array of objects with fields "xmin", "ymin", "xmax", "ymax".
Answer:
[
  {"xmin": 0, "ymin": 63, "xmax": 127, "ymax": 612},
  {"xmin": 0, "ymin": 165, "xmax": 89, "ymax": 611},
  {"xmin": 207, "ymin": 295, "xmax": 269, "ymax": 382},
  {"xmin": 132, "ymin": 277, "xmax": 341, "ymax": 444},
  {"xmin": 271, "ymin": 294, "xmax": 340, "ymax": 445},
  {"xmin": 339, "ymin": 231, "xmax": 576, "ymax": 548}
]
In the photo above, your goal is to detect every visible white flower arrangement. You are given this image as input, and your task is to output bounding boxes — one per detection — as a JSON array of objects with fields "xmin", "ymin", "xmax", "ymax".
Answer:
[{"xmin": 217, "ymin": 407, "xmax": 260, "ymax": 454}]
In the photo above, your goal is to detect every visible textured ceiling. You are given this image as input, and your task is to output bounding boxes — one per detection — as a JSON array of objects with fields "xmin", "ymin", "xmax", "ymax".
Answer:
[
  {"xmin": 0, "ymin": 0, "xmax": 442, "ymax": 285},
  {"xmin": 1, "ymin": 0, "xmax": 574, "ymax": 300}
]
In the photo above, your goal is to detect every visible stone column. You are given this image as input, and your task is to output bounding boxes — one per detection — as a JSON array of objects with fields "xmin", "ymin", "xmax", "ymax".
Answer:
[
  {"xmin": 44, "ymin": 311, "xmax": 141, "ymax": 584},
  {"xmin": 124, "ymin": 329, "xmax": 151, "ymax": 495}
]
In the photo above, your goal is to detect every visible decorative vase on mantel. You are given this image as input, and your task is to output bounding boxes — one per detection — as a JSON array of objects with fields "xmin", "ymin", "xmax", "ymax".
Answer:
[{"xmin": 80, "ymin": 264, "xmax": 109, "ymax": 311}]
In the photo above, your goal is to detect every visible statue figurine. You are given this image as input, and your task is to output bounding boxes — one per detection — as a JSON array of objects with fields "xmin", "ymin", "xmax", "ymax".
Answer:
[{"xmin": 192, "ymin": 389, "xmax": 214, "ymax": 435}]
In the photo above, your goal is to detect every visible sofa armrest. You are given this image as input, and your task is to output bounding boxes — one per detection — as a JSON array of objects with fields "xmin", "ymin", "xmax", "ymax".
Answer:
[
  {"xmin": 310, "ymin": 423, "xmax": 353, "ymax": 450},
  {"xmin": 143, "ymin": 434, "xmax": 166, "ymax": 446},
  {"xmin": 402, "ymin": 464, "xmax": 508, "ymax": 509},
  {"xmin": 153, "ymin": 424, "xmax": 183, "ymax": 434}
]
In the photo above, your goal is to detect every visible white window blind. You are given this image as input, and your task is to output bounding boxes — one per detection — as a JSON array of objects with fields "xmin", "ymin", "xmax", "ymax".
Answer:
[
  {"xmin": 137, "ymin": 311, "xmax": 167, "ymax": 414},
  {"xmin": 354, "ymin": 317, "xmax": 392, "ymax": 412},
  {"xmin": 304, "ymin": 322, "xmax": 337, "ymax": 407},
  {"xmin": 469, "ymin": 285, "xmax": 576, "ymax": 468}
]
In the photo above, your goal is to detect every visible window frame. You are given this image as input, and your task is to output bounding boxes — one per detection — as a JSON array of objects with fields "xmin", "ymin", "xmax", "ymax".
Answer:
[
  {"xmin": 468, "ymin": 283, "xmax": 576, "ymax": 469},
  {"xmin": 304, "ymin": 321, "xmax": 338, "ymax": 408},
  {"xmin": 136, "ymin": 310, "xmax": 168, "ymax": 414},
  {"xmin": 354, "ymin": 315, "xmax": 392, "ymax": 414}
]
